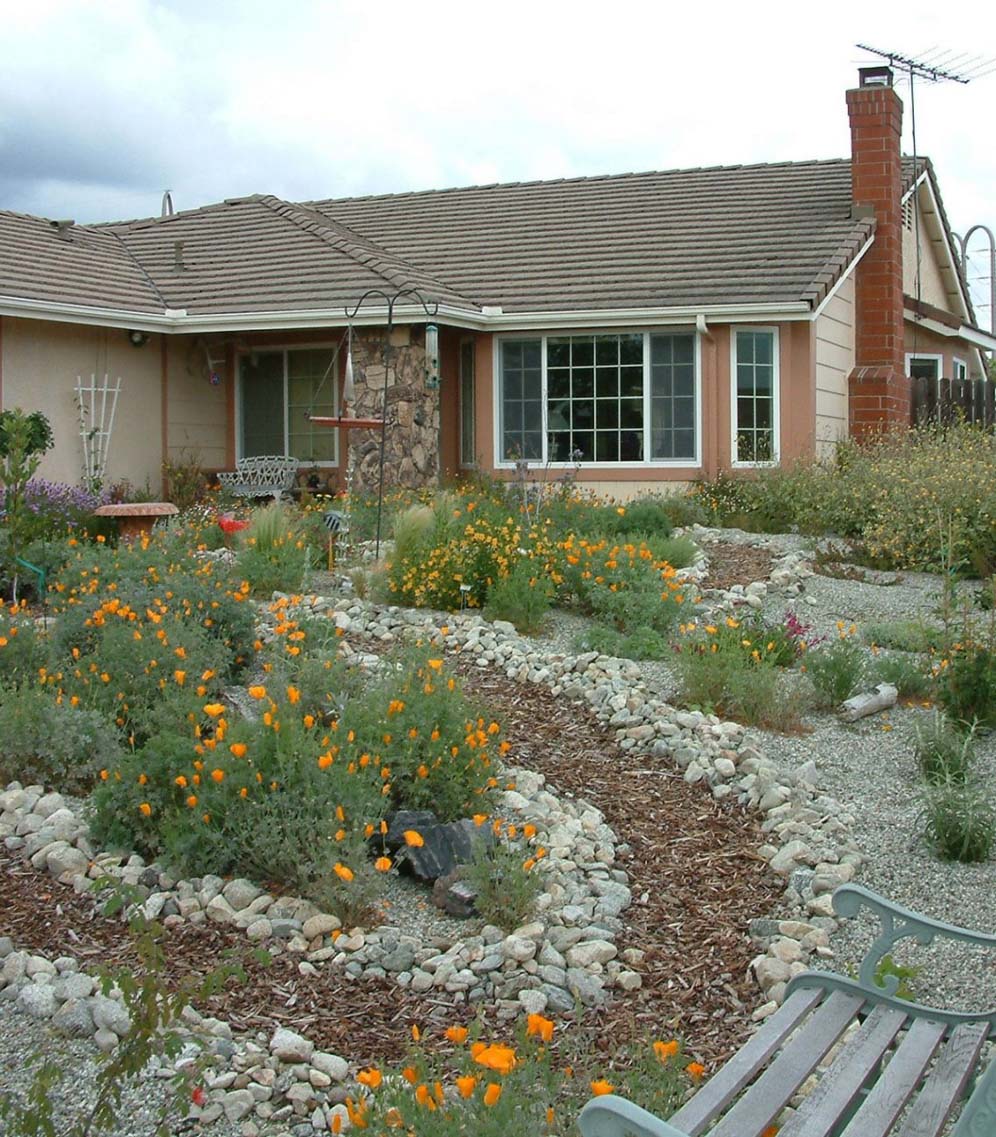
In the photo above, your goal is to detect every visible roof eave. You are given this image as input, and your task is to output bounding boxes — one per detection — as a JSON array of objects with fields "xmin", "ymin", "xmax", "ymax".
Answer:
[{"xmin": 0, "ymin": 294, "xmax": 814, "ymax": 334}]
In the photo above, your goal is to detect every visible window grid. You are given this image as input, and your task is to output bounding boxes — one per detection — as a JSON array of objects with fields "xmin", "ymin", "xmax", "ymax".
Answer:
[
  {"xmin": 734, "ymin": 330, "xmax": 776, "ymax": 464},
  {"xmin": 500, "ymin": 340, "xmax": 543, "ymax": 461},
  {"xmin": 499, "ymin": 333, "xmax": 698, "ymax": 466}
]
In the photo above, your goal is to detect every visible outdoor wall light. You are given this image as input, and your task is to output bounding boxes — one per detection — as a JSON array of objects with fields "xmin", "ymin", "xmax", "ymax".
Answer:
[
  {"xmin": 424, "ymin": 322, "xmax": 440, "ymax": 388},
  {"xmin": 127, "ymin": 330, "xmax": 150, "ymax": 348}
]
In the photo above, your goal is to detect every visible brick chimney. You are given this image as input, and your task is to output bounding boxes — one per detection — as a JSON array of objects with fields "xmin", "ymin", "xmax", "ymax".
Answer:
[{"xmin": 846, "ymin": 66, "xmax": 910, "ymax": 436}]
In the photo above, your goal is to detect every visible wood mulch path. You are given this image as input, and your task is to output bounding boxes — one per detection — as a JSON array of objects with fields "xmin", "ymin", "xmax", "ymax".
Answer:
[
  {"xmin": 0, "ymin": 543, "xmax": 784, "ymax": 1072},
  {"xmin": 698, "ymin": 541, "xmax": 774, "ymax": 593}
]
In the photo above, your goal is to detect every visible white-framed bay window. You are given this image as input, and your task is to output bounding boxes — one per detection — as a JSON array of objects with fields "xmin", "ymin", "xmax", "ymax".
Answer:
[
  {"xmin": 905, "ymin": 353, "xmax": 943, "ymax": 381},
  {"xmin": 732, "ymin": 327, "xmax": 779, "ymax": 466},
  {"xmin": 495, "ymin": 331, "xmax": 700, "ymax": 466},
  {"xmin": 238, "ymin": 346, "xmax": 338, "ymax": 463}
]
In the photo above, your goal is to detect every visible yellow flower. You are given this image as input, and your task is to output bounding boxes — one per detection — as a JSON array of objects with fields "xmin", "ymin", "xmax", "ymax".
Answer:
[
  {"xmin": 357, "ymin": 1068, "xmax": 381, "ymax": 1089},
  {"xmin": 203, "ymin": 703, "xmax": 225, "ymax": 717},
  {"xmin": 211, "ymin": 768, "xmax": 225, "ymax": 783},
  {"xmin": 248, "ymin": 685, "xmax": 267, "ymax": 700},
  {"xmin": 229, "ymin": 742, "xmax": 247, "ymax": 759},
  {"xmin": 374, "ymin": 856, "xmax": 393, "ymax": 872},
  {"xmin": 687, "ymin": 1062, "xmax": 705, "ymax": 1079},
  {"xmin": 186, "ymin": 794, "xmax": 198, "ymax": 808},
  {"xmin": 138, "ymin": 802, "xmax": 152, "ymax": 817},
  {"xmin": 456, "ymin": 1075, "xmax": 476, "ymax": 1099},
  {"xmin": 403, "ymin": 830, "xmax": 425, "ymax": 847},
  {"xmin": 445, "ymin": 1025, "xmax": 469, "ymax": 1044},
  {"xmin": 286, "ymin": 685, "xmax": 301, "ymax": 704},
  {"xmin": 333, "ymin": 863, "xmax": 354, "ymax": 882},
  {"xmin": 174, "ymin": 669, "xmax": 186, "ymax": 685},
  {"xmin": 590, "ymin": 1079, "xmax": 614, "ymax": 1096},
  {"xmin": 483, "ymin": 1083, "xmax": 502, "ymax": 1107}
]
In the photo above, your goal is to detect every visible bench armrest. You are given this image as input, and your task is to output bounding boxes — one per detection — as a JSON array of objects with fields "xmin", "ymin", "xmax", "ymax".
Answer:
[
  {"xmin": 578, "ymin": 1095, "xmax": 689, "ymax": 1137},
  {"xmin": 833, "ymin": 883, "xmax": 996, "ymax": 996}
]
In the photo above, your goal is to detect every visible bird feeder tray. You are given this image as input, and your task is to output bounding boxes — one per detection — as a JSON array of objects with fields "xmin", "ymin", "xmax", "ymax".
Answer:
[{"xmin": 307, "ymin": 415, "xmax": 385, "ymax": 430}]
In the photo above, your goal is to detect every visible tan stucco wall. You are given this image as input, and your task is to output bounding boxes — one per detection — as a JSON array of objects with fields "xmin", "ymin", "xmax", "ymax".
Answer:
[
  {"xmin": 903, "ymin": 193, "xmax": 954, "ymax": 311},
  {"xmin": 1, "ymin": 316, "xmax": 163, "ymax": 489},
  {"xmin": 814, "ymin": 276, "xmax": 856, "ymax": 458},
  {"xmin": 165, "ymin": 337, "xmax": 227, "ymax": 472}
]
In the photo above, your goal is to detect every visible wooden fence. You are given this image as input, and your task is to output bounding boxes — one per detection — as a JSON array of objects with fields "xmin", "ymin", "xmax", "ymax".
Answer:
[{"xmin": 910, "ymin": 376, "xmax": 996, "ymax": 428}]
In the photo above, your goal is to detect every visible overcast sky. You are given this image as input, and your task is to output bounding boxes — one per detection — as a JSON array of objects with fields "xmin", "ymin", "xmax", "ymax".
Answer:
[{"xmin": 3, "ymin": 0, "xmax": 994, "ymax": 322}]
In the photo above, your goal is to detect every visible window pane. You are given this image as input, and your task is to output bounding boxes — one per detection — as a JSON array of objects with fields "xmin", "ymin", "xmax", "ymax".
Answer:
[
  {"xmin": 620, "ymin": 366, "xmax": 643, "ymax": 396},
  {"xmin": 548, "ymin": 370, "xmax": 570, "ymax": 400},
  {"xmin": 620, "ymin": 334, "xmax": 643, "ymax": 365},
  {"xmin": 501, "ymin": 340, "xmax": 543, "ymax": 461},
  {"xmin": 572, "ymin": 431, "xmax": 594, "ymax": 460},
  {"xmin": 573, "ymin": 368, "xmax": 594, "ymax": 397},
  {"xmin": 548, "ymin": 340, "xmax": 570, "ymax": 368},
  {"xmin": 597, "ymin": 400, "xmax": 619, "ymax": 429},
  {"xmin": 241, "ymin": 353, "xmax": 284, "ymax": 457},
  {"xmin": 649, "ymin": 334, "xmax": 697, "ymax": 462},
  {"xmin": 596, "ymin": 432, "xmax": 618, "ymax": 461},
  {"xmin": 620, "ymin": 398, "xmax": 642, "ymax": 429},
  {"xmin": 621, "ymin": 431, "xmax": 642, "ymax": 461},
  {"xmin": 595, "ymin": 336, "xmax": 618, "ymax": 365},
  {"xmin": 572, "ymin": 339, "xmax": 594, "ymax": 366},
  {"xmin": 596, "ymin": 369, "xmax": 619, "ymax": 399}
]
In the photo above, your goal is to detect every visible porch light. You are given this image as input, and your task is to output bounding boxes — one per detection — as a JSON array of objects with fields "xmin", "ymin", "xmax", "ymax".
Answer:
[{"xmin": 425, "ymin": 323, "xmax": 440, "ymax": 388}]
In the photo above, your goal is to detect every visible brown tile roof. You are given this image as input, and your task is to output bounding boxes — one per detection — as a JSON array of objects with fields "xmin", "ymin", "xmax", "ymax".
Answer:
[
  {"xmin": 0, "ymin": 157, "xmax": 934, "ymax": 323},
  {"xmin": 308, "ymin": 159, "xmax": 876, "ymax": 314}
]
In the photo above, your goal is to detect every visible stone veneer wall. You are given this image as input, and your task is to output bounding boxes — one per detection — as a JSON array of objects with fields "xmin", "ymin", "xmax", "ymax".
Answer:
[{"xmin": 348, "ymin": 327, "xmax": 440, "ymax": 492}]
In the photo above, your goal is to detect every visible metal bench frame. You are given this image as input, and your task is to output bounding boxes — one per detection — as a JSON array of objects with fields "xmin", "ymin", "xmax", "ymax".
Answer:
[
  {"xmin": 216, "ymin": 455, "xmax": 300, "ymax": 501},
  {"xmin": 579, "ymin": 884, "xmax": 996, "ymax": 1137}
]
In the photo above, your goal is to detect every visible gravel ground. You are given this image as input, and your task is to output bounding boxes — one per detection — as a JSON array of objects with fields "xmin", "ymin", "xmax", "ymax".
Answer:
[{"xmin": 0, "ymin": 1019, "xmax": 246, "ymax": 1137}]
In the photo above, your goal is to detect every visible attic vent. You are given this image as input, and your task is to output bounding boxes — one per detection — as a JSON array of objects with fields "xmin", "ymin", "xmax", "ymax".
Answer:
[
  {"xmin": 174, "ymin": 241, "xmax": 186, "ymax": 271},
  {"xmin": 902, "ymin": 198, "xmax": 914, "ymax": 231},
  {"xmin": 50, "ymin": 219, "xmax": 75, "ymax": 241}
]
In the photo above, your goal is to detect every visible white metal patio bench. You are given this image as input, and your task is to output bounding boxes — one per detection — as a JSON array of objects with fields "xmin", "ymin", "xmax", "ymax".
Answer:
[
  {"xmin": 216, "ymin": 455, "xmax": 300, "ymax": 500},
  {"xmin": 579, "ymin": 884, "xmax": 996, "ymax": 1137}
]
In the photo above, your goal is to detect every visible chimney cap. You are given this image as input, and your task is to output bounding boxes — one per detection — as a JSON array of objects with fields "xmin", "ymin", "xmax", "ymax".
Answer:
[{"xmin": 859, "ymin": 65, "xmax": 894, "ymax": 88}]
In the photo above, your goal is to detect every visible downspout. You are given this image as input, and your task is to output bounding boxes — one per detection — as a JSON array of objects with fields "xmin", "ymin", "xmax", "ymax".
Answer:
[{"xmin": 697, "ymin": 315, "xmax": 718, "ymax": 478}]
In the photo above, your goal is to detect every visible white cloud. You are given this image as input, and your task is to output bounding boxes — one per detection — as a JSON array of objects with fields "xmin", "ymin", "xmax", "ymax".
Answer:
[{"xmin": 2, "ymin": 0, "xmax": 994, "ymax": 315}]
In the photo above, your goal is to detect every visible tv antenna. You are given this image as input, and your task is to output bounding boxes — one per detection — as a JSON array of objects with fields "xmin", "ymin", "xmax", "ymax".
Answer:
[
  {"xmin": 855, "ymin": 45, "xmax": 996, "ymax": 351},
  {"xmin": 855, "ymin": 44, "xmax": 996, "ymax": 84}
]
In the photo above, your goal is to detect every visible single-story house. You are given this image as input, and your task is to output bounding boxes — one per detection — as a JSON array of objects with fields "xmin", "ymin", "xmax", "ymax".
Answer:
[{"xmin": 0, "ymin": 65, "xmax": 993, "ymax": 499}]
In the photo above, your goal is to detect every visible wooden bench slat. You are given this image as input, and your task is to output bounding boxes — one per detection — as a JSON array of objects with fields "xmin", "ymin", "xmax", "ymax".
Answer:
[
  {"xmin": 839, "ymin": 1017, "xmax": 947, "ymax": 1137},
  {"xmin": 894, "ymin": 1021, "xmax": 990, "ymax": 1137},
  {"xmin": 705, "ymin": 991, "xmax": 866, "ymax": 1137},
  {"xmin": 667, "ymin": 987, "xmax": 825, "ymax": 1136},
  {"xmin": 776, "ymin": 1004, "xmax": 909, "ymax": 1137}
]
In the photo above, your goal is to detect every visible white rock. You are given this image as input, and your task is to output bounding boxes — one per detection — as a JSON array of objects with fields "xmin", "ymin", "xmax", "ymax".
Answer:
[{"xmin": 270, "ymin": 1027, "xmax": 314, "ymax": 1063}]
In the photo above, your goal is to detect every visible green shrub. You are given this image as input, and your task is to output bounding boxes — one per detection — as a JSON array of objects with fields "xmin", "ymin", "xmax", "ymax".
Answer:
[
  {"xmin": 345, "ymin": 647, "xmax": 500, "ymax": 821},
  {"xmin": 89, "ymin": 693, "xmax": 389, "ymax": 925},
  {"xmin": 593, "ymin": 496, "xmax": 675, "ymax": 540},
  {"xmin": 161, "ymin": 449, "xmax": 207, "ymax": 512},
  {"xmin": 914, "ymin": 714, "xmax": 975, "ymax": 786},
  {"xmin": 483, "ymin": 557, "xmax": 553, "ymax": 633},
  {"xmin": 803, "ymin": 630, "xmax": 867, "ymax": 709},
  {"xmin": 936, "ymin": 641, "xmax": 996, "ymax": 731},
  {"xmin": 870, "ymin": 653, "xmax": 934, "ymax": 699},
  {"xmin": 0, "ymin": 683, "xmax": 123, "ymax": 792},
  {"xmin": 863, "ymin": 621, "xmax": 942, "ymax": 653},
  {"xmin": 0, "ymin": 610, "xmax": 49, "ymax": 685},
  {"xmin": 920, "ymin": 779, "xmax": 996, "ymax": 863},
  {"xmin": 461, "ymin": 823, "xmax": 542, "ymax": 931},
  {"xmin": 578, "ymin": 623, "xmax": 670, "ymax": 661}
]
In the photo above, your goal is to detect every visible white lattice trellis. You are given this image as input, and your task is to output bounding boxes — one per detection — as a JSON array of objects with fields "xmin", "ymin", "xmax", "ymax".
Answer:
[{"xmin": 75, "ymin": 374, "xmax": 121, "ymax": 489}]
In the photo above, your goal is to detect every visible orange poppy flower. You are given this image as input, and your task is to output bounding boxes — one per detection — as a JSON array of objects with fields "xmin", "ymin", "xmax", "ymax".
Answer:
[
  {"xmin": 483, "ymin": 1083, "xmax": 502, "ymax": 1107},
  {"xmin": 590, "ymin": 1080, "xmax": 614, "ymax": 1096}
]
